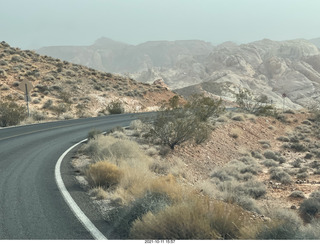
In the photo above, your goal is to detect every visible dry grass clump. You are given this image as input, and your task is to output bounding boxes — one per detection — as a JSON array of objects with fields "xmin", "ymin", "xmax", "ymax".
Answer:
[
  {"xmin": 129, "ymin": 197, "xmax": 255, "ymax": 240},
  {"xmin": 81, "ymin": 134, "xmax": 152, "ymax": 166},
  {"xmin": 85, "ymin": 160, "xmax": 123, "ymax": 188}
]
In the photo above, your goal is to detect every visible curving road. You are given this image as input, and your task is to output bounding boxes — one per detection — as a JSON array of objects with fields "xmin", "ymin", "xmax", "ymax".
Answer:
[{"xmin": 0, "ymin": 113, "xmax": 148, "ymax": 239}]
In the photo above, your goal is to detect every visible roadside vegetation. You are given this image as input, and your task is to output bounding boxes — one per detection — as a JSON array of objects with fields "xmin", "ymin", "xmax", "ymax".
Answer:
[{"xmin": 71, "ymin": 93, "xmax": 320, "ymax": 240}]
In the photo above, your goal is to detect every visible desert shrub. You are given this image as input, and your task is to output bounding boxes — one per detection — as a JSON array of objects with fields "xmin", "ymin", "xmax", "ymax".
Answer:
[
  {"xmin": 185, "ymin": 94, "xmax": 225, "ymax": 122},
  {"xmin": 167, "ymin": 95, "xmax": 180, "ymax": 109},
  {"xmin": 107, "ymin": 126, "xmax": 125, "ymax": 134},
  {"xmin": 32, "ymin": 111, "xmax": 47, "ymax": 121},
  {"xmin": 291, "ymin": 158, "xmax": 303, "ymax": 168},
  {"xmin": 50, "ymin": 103, "xmax": 68, "ymax": 116},
  {"xmin": 85, "ymin": 160, "xmax": 123, "ymax": 188},
  {"xmin": 129, "ymin": 119, "xmax": 144, "ymax": 131},
  {"xmin": 259, "ymin": 140, "xmax": 271, "ymax": 149},
  {"xmin": 0, "ymin": 101, "xmax": 27, "ymax": 127},
  {"xmin": 290, "ymin": 143, "xmax": 307, "ymax": 152},
  {"xmin": 290, "ymin": 191, "xmax": 305, "ymax": 198},
  {"xmin": 299, "ymin": 197, "xmax": 320, "ymax": 223},
  {"xmin": 262, "ymin": 159, "xmax": 278, "ymax": 167},
  {"xmin": 237, "ymin": 180, "xmax": 266, "ymax": 199},
  {"xmin": 82, "ymin": 135, "xmax": 152, "ymax": 167},
  {"xmin": 309, "ymin": 161, "xmax": 320, "ymax": 169},
  {"xmin": 194, "ymin": 123, "xmax": 211, "ymax": 144},
  {"xmin": 149, "ymin": 161, "xmax": 169, "ymax": 175},
  {"xmin": 269, "ymin": 167, "xmax": 292, "ymax": 184},
  {"xmin": 232, "ymin": 114, "xmax": 245, "ymax": 121},
  {"xmin": 148, "ymin": 108, "xmax": 202, "ymax": 150},
  {"xmin": 108, "ymin": 191, "xmax": 171, "ymax": 239},
  {"xmin": 309, "ymin": 191, "xmax": 320, "ymax": 199},
  {"xmin": 277, "ymin": 136, "xmax": 290, "ymax": 142},
  {"xmin": 235, "ymin": 89, "xmax": 277, "ymax": 117},
  {"xmin": 278, "ymin": 156, "xmax": 286, "ymax": 164},
  {"xmin": 297, "ymin": 219, "xmax": 320, "ymax": 239},
  {"xmin": 251, "ymin": 151, "xmax": 264, "ymax": 159},
  {"xmin": 42, "ymin": 99, "xmax": 53, "ymax": 109},
  {"xmin": 90, "ymin": 187, "xmax": 108, "ymax": 200},
  {"xmin": 263, "ymin": 150, "xmax": 279, "ymax": 161},
  {"xmin": 256, "ymin": 209, "xmax": 303, "ymax": 240},
  {"xmin": 211, "ymin": 157, "xmax": 261, "ymax": 182},
  {"xmin": 129, "ymin": 199, "xmax": 219, "ymax": 239},
  {"xmin": 305, "ymin": 153, "xmax": 313, "ymax": 159},
  {"xmin": 148, "ymin": 96, "xmax": 224, "ymax": 149},
  {"xmin": 107, "ymin": 100, "xmax": 124, "ymax": 114},
  {"xmin": 87, "ymin": 128, "xmax": 102, "ymax": 140},
  {"xmin": 215, "ymin": 183, "xmax": 261, "ymax": 213},
  {"xmin": 297, "ymin": 172, "xmax": 309, "ymax": 179}
]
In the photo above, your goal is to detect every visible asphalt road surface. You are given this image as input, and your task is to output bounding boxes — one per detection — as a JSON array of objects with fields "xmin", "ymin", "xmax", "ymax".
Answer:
[{"xmin": 0, "ymin": 113, "xmax": 149, "ymax": 239}]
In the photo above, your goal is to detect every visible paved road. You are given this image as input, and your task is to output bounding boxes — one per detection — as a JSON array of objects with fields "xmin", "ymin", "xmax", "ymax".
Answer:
[{"xmin": 0, "ymin": 113, "xmax": 148, "ymax": 239}]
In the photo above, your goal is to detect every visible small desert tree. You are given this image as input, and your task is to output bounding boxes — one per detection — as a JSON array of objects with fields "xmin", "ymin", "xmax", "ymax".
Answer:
[
  {"xmin": 235, "ymin": 89, "xmax": 276, "ymax": 116},
  {"xmin": 149, "ymin": 95, "xmax": 224, "ymax": 150},
  {"xmin": 186, "ymin": 94, "xmax": 225, "ymax": 122},
  {"xmin": 149, "ymin": 108, "xmax": 199, "ymax": 150}
]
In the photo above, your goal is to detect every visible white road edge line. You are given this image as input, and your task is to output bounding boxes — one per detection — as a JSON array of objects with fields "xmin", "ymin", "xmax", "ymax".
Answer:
[{"xmin": 55, "ymin": 138, "xmax": 107, "ymax": 240}]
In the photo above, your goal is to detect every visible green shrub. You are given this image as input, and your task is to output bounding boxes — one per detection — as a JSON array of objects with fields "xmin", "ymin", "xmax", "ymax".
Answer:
[
  {"xmin": 309, "ymin": 161, "xmax": 320, "ymax": 169},
  {"xmin": 297, "ymin": 172, "xmax": 308, "ymax": 179},
  {"xmin": 269, "ymin": 167, "xmax": 292, "ymax": 184},
  {"xmin": 299, "ymin": 197, "xmax": 320, "ymax": 223},
  {"xmin": 256, "ymin": 209, "xmax": 303, "ymax": 240},
  {"xmin": 263, "ymin": 150, "xmax": 278, "ymax": 161},
  {"xmin": 0, "ymin": 101, "xmax": 27, "ymax": 127},
  {"xmin": 291, "ymin": 158, "xmax": 303, "ymax": 168},
  {"xmin": 238, "ymin": 180, "xmax": 266, "ymax": 199},
  {"xmin": 107, "ymin": 100, "xmax": 124, "ymax": 114},
  {"xmin": 290, "ymin": 143, "xmax": 307, "ymax": 152},
  {"xmin": 251, "ymin": 151, "xmax": 264, "ymax": 159},
  {"xmin": 289, "ymin": 191, "xmax": 305, "ymax": 198},
  {"xmin": 149, "ymin": 108, "xmax": 201, "ymax": 150},
  {"xmin": 262, "ymin": 159, "xmax": 278, "ymax": 167},
  {"xmin": 185, "ymin": 94, "xmax": 225, "ymax": 122}
]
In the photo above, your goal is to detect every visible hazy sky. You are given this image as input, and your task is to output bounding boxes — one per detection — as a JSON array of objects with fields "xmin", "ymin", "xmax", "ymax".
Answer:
[{"xmin": 1, "ymin": 0, "xmax": 320, "ymax": 49}]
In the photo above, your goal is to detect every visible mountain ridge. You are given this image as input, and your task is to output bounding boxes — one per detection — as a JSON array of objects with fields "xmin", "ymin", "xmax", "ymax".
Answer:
[{"xmin": 36, "ymin": 37, "xmax": 320, "ymax": 109}]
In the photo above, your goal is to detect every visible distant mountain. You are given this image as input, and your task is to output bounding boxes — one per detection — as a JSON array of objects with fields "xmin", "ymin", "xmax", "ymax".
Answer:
[
  {"xmin": 37, "ymin": 37, "xmax": 214, "ymax": 73},
  {"xmin": 309, "ymin": 38, "xmax": 320, "ymax": 48},
  {"xmin": 37, "ymin": 37, "xmax": 320, "ymax": 109}
]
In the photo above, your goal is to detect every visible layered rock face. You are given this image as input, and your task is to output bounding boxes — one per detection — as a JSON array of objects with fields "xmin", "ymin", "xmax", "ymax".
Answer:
[{"xmin": 38, "ymin": 38, "xmax": 320, "ymax": 108}]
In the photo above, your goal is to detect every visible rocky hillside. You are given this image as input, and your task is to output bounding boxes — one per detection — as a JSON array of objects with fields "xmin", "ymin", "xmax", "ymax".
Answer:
[
  {"xmin": 0, "ymin": 41, "xmax": 177, "ymax": 120},
  {"xmin": 37, "ymin": 37, "xmax": 320, "ymax": 109},
  {"xmin": 175, "ymin": 39, "xmax": 320, "ymax": 109}
]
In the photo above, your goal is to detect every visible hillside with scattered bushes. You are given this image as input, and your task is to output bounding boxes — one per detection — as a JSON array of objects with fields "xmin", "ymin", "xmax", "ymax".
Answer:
[{"xmin": 0, "ymin": 41, "xmax": 177, "ymax": 126}]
